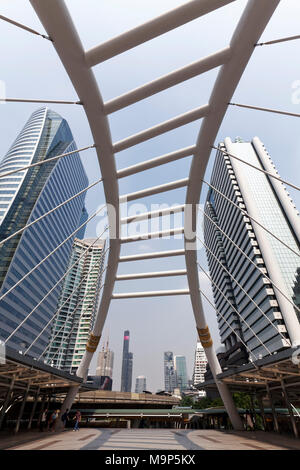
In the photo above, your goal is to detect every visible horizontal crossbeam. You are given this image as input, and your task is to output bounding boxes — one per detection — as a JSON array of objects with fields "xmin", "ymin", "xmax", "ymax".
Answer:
[
  {"xmin": 85, "ymin": 0, "xmax": 235, "ymax": 66},
  {"xmin": 119, "ymin": 249, "xmax": 185, "ymax": 262},
  {"xmin": 104, "ymin": 48, "xmax": 230, "ymax": 114},
  {"xmin": 120, "ymin": 179, "xmax": 188, "ymax": 203},
  {"xmin": 121, "ymin": 227, "xmax": 184, "ymax": 243},
  {"xmin": 117, "ymin": 145, "xmax": 195, "ymax": 179},
  {"xmin": 116, "ymin": 269, "xmax": 187, "ymax": 280},
  {"xmin": 112, "ymin": 289, "xmax": 190, "ymax": 299},
  {"xmin": 113, "ymin": 104, "xmax": 209, "ymax": 153},
  {"xmin": 121, "ymin": 204, "xmax": 185, "ymax": 224}
]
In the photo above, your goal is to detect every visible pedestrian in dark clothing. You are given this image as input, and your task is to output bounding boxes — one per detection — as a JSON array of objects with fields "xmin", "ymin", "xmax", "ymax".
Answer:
[{"xmin": 61, "ymin": 408, "xmax": 70, "ymax": 429}]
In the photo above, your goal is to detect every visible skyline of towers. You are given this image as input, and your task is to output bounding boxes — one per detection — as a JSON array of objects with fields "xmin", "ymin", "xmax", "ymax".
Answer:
[
  {"xmin": 164, "ymin": 351, "xmax": 190, "ymax": 394},
  {"xmin": 204, "ymin": 137, "xmax": 300, "ymax": 361},
  {"xmin": 0, "ymin": 107, "xmax": 88, "ymax": 358},
  {"xmin": 120, "ymin": 330, "xmax": 133, "ymax": 392},
  {"xmin": 46, "ymin": 238, "xmax": 105, "ymax": 372}
]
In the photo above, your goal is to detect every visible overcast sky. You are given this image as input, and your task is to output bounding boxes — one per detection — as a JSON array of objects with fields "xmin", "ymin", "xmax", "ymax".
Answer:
[{"xmin": 1, "ymin": 0, "xmax": 300, "ymax": 392}]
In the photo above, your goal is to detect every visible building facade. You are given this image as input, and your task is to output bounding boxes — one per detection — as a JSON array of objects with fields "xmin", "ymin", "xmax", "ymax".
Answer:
[
  {"xmin": 192, "ymin": 342, "xmax": 207, "ymax": 386},
  {"xmin": 0, "ymin": 108, "xmax": 88, "ymax": 358},
  {"xmin": 120, "ymin": 330, "xmax": 133, "ymax": 392},
  {"xmin": 46, "ymin": 238, "xmax": 105, "ymax": 372},
  {"xmin": 204, "ymin": 137, "xmax": 300, "ymax": 361},
  {"xmin": 135, "ymin": 375, "xmax": 147, "ymax": 393},
  {"xmin": 96, "ymin": 338, "xmax": 114, "ymax": 379},
  {"xmin": 174, "ymin": 355, "xmax": 188, "ymax": 393},
  {"xmin": 164, "ymin": 351, "xmax": 177, "ymax": 393}
]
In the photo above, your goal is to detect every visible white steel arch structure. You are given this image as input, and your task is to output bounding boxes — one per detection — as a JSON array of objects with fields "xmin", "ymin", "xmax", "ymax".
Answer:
[{"xmin": 28, "ymin": 0, "xmax": 281, "ymax": 430}]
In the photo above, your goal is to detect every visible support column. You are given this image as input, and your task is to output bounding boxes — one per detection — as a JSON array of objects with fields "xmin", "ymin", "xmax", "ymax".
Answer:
[
  {"xmin": 37, "ymin": 393, "xmax": 47, "ymax": 427},
  {"xmin": 202, "ymin": 335, "xmax": 244, "ymax": 431},
  {"xmin": 280, "ymin": 379, "xmax": 299, "ymax": 438},
  {"xmin": 15, "ymin": 381, "xmax": 31, "ymax": 434},
  {"xmin": 250, "ymin": 394, "xmax": 256, "ymax": 430},
  {"xmin": 55, "ymin": 384, "xmax": 80, "ymax": 432},
  {"xmin": 0, "ymin": 374, "xmax": 16, "ymax": 430},
  {"xmin": 28, "ymin": 386, "xmax": 40, "ymax": 430},
  {"xmin": 266, "ymin": 383, "xmax": 279, "ymax": 433}
]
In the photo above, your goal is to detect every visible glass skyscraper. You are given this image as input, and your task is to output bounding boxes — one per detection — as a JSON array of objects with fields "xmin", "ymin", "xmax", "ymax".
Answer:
[
  {"xmin": 120, "ymin": 330, "xmax": 133, "ymax": 392},
  {"xmin": 135, "ymin": 376, "xmax": 147, "ymax": 393},
  {"xmin": 46, "ymin": 238, "xmax": 106, "ymax": 373},
  {"xmin": 0, "ymin": 107, "xmax": 88, "ymax": 358},
  {"xmin": 174, "ymin": 355, "xmax": 188, "ymax": 392},
  {"xmin": 164, "ymin": 351, "xmax": 177, "ymax": 393},
  {"xmin": 204, "ymin": 137, "xmax": 300, "ymax": 360}
]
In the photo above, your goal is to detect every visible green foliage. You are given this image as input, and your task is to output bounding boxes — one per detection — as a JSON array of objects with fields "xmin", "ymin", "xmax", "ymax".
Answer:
[
  {"xmin": 192, "ymin": 396, "xmax": 223, "ymax": 409},
  {"xmin": 232, "ymin": 392, "xmax": 256, "ymax": 409},
  {"xmin": 179, "ymin": 396, "xmax": 194, "ymax": 407}
]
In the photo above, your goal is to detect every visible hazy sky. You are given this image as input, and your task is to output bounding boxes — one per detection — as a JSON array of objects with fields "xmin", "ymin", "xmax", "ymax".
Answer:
[{"xmin": 1, "ymin": 0, "xmax": 300, "ymax": 392}]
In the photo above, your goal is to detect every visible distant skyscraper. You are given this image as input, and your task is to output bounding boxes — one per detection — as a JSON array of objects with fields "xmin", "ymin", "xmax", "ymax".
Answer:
[
  {"xmin": 120, "ymin": 330, "xmax": 133, "ymax": 392},
  {"xmin": 174, "ymin": 355, "xmax": 188, "ymax": 392},
  {"xmin": 0, "ymin": 108, "xmax": 88, "ymax": 357},
  {"xmin": 204, "ymin": 137, "xmax": 300, "ymax": 360},
  {"xmin": 164, "ymin": 351, "xmax": 177, "ymax": 393},
  {"xmin": 192, "ymin": 342, "xmax": 207, "ymax": 387},
  {"xmin": 96, "ymin": 338, "xmax": 114, "ymax": 379},
  {"xmin": 46, "ymin": 238, "xmax": 105, "ymax": 372},
  {"xmin": 135, "ymin": 375, "xmax": 147, "ymax": 393}
]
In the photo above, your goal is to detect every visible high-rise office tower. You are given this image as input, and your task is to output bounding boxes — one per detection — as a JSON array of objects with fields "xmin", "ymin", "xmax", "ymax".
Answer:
[
  {"xmin": 204, "ymin": 137, "xmax": 300, "ymax": 361},
  {"xmin": 135, "ymin": 375, "xmax": 147, "ymax": 393},
  {"xmin": 120, "ymin": 330, "xmax": 133, "ymax": 392},
  {"xmin": 96, "ymin": 338, "xmax": 114, "ymax": 379},
  {"xmin": 46, "ymin": 238, "xmax": 105, "ymax": 372},
  {"xmin": 0, "ymin": 108, "xmax": 88, "ymax": 358},
  {"xmin": 164, "ymin": 351, "xmax": 177, "ymax": 393},
  {"xmin": 174, "ymin": 355, "xmax": 188, "ymax": 392},
  {"xmin": 192, "ymin": 342, "xmax": 207, "ymax": 387}
]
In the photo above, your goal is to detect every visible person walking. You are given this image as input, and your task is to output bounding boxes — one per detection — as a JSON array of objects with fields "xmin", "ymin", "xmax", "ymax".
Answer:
[
  {"xmin": 53, "ymin": 409, "xmax": 61, "ymax": 431},
  {"xmin": 40, "ymin": 408, "xmax": 48, "ymax": 432},
  {"xmin": 49, "ymin": 409, "xmax": 59, "ymax": 432},
  {"xmin": 73, "ymin": 410, "xmax": 81, "ymax": 431},
  {"xmin": 61, "ymin": 408, "xmax": 70, "ymax": 429}
]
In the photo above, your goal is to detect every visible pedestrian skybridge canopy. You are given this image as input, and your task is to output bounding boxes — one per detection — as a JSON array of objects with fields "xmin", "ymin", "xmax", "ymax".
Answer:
[{"xmin": 1, "ymin": 0, "xmax": 300, "ymax": 433}]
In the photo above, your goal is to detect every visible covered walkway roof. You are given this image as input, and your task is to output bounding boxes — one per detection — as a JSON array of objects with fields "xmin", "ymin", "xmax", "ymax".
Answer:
[
  {"xmin": 199, "ymin": 347, "xmax": 300, "ymax": 399},
  {"xmin": 0, "ymin": 346, "xmax": 84, "ymax": 398}
]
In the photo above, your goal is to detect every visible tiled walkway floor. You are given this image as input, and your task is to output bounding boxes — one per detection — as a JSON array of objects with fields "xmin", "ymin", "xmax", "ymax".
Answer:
[{"xmin": 3, "ymin": 428, "xmax": 300, "ymax": 450}]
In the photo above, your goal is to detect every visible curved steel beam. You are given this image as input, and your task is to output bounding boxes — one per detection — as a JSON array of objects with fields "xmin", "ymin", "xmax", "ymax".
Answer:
[
  {"xmin": 184, "ymin": 0, "xmax": 281, "ymax": 430},
  {"xmin": 30, "ymin": 0, "xmax": 121, "ymax": 382}
]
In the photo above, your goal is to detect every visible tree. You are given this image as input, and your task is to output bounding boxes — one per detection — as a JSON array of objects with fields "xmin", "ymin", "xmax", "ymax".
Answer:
[
  {"xmin": 179, "ymin": 396, "xmax": 194, "ymax": 407},
  {"xmin": 193, "ymin": 396, "xmax": 223, "ymax": 409}
]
